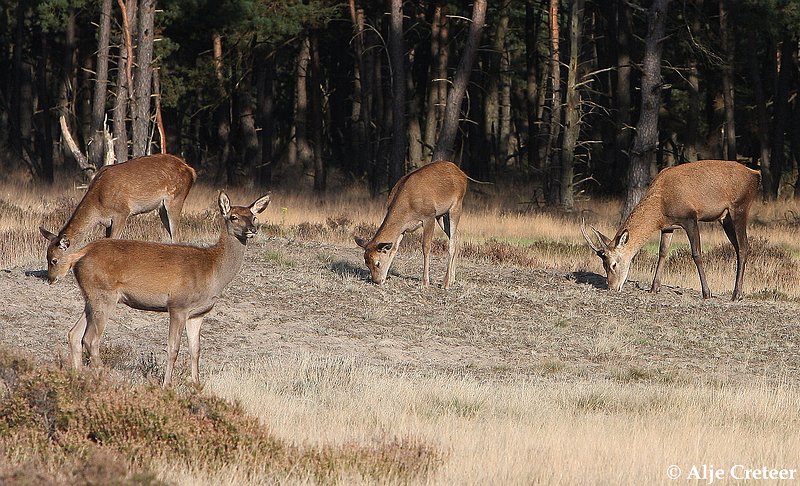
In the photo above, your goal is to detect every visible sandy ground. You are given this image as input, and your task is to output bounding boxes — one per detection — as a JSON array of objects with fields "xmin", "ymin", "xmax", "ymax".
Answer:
[{"xmin": 2, "ymin": 236, "xmax": 799, "ymax": 386}]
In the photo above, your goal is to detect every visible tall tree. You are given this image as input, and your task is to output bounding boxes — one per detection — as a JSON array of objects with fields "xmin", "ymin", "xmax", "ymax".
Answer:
[
  {"xmin": 431, "ymin": 0, "xmax": 487, "ymax": 163},
  {"xmin": 89, "ymin": 0, "xmax": 113, "ymax": 168},
  {"xmin": 560, "ymin": 0, "xmax": 585, "ymax": 210},
  {"xmin": 542, "ymin": 0, "xmax": 561, "ymax": 205},
  {"xmin": 388, "ymin": 0, "xmax": 407, "ymax": 188},
  {"xmin": 132, "ymin": 0, "xmax": 155, "ymax": 157},
  {"xmin": 113, "ymin": 0, "xmax": 137, "ymax": 162},
  {"xmin": 718, "ymin": 0, "xmax": 736, "ymax": 160},
  {"xmin": 525, "ymin": 0, "xmax": 543, "ymax": 175},
  {"xmin": 422, "ymin": 2, "xmax": 448, "ymax": 163},
  {"xmin": 622, "ymin": 0, "xmax": 672, "ymax": 220}
]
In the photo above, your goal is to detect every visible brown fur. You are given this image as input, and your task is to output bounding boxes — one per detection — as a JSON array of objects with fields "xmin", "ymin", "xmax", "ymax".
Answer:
[
  {"xmin": 40, "ymin": 154, "xmax": 196, "ymax": 283},
  {"xmin": 355, "ymin": 161, "xmax": 468, "ymax": 289},
  {"xmin": 584, "ymin": 160, "xmax": 760, "ymax": 300},
  {"xmin": 58, "ymin": 192, "xmax": 270, "ymax": 386}
]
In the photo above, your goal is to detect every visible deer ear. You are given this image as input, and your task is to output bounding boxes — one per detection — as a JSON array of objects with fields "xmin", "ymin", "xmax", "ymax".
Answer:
[
  {"xmin": 617, "ymin": 230, "xmax": 629, "ymax": 247},
  {"xmin": 375, "ymin": 242, "xmax": 393, "ymax": 253},
  {"xmin": 250, "ymin": 193, "xmax": 271, "ymax": 215},
  {"xmin": 354, "ymin": 236, "xmax": 368, "ymax": 248},
  {"xmin": 218, "ymin": 191, "xmax": 231, "ymax": 217},
  {"xmin": 40, "ymin": 227, "xmax": 58, "ymax": 242}
]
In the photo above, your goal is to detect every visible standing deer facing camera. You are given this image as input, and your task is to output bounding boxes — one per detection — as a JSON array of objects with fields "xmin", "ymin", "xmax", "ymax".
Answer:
[
  {"xmin": 49, "ymin": 191, "xmax": 271, "ymax": 386},
  {"xmin": 355, "ymin": 160, "xmax": 468, "ymax": 289},
  {"xmin": 39, "ymin": 154, "xmax": 196, "ymax": 284},
  {"xmin": 582, "ymin": 159, "xmax": 760, "ymax": 301}
]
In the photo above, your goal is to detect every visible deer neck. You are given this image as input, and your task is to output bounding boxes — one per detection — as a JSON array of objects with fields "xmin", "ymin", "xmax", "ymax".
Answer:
[
  {"xmin": 209, "ymin": 223, "xmax": 249, "ymax": 292},
  {"xmin": 60, "ymin": 199, "xmax": 99, "ymax": 242},
  {"xmin": 371, "ymin": 200, "xmax": 414, "ymax": 245},
  {"xmin": 619, "ymin": 194, "xmax": 666, "ymax": 254}
]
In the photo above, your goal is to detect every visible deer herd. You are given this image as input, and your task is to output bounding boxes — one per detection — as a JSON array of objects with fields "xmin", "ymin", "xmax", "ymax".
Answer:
[{"xmin": 39, "ymin": 155, "xmax": 761, "ymax": 387}]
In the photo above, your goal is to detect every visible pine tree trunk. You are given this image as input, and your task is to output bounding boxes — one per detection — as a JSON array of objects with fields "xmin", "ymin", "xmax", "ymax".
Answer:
[
  {"xmin": 132, "ymin": 0, "xmax": 155, "ymax": 157},
  {"xmin": 747, "ymin": 29, "xmax": 771, "ymax": 198},
  {"xmin": 622, "ymin": 0, "xmax": 671, "ymax": 220},
  {"xmin": 770, "ymin": 36, "xmax": 794, "ymax": 199},
  {"xmin": 560, "ymin": 0, "xmax": 585, "ymax": 210},
  {"xmin": 113, "ymin": 0, "xmax": 137, "ymax": 163},
  {"xmin": 719, "ymin": 0, "xmax": 736, "ymax": 160},
  {"xmin": 422, "ymin": 3, "xmax": 447, "ymax": 163},
  {"xmin": 256, "ymin": 54, "xmax": 276, "ymax": 185},
  {"xmin": 525, "ymin": 0, "xmax": 542, "ymax": 176},
  {"xmin": 310, "ymin": 31, "xmax": 326, "ymax": 192},
  {"xmin": 295, "ymin": 35, "xmax": 312, "ymax": 170},
  {"xmin": 88, "ymin": 0, "xmax": 112, "ymax": 167},
  {"xmin": 431, "ymin": 0, "xmax": 487, "ymax": 163},
  {"xmin": 484, "ymin": 6, "xmax": 509, "ymax": 169},
  {"xmin": 348, "ymin": 1, "xmax": 369, "ymax": 175},
  {"xmin": 614, "ymin": 0, "xmax": 632, "ymax": 179},
  {"xmin": 213, "ymin": 32, "xmax": 232, "ymax": 180},
  {"xmin": 543, "ymin": 0, "xmax": 562, "ymax": 206},
  {"xmin": 388, "ymin": 0, "xmax": 407, "ymax": 188}
]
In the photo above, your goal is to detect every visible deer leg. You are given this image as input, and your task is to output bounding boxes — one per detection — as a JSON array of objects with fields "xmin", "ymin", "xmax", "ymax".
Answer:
[
  {"xmin": 185, "ymin": 316, "xmax": 204, "ymax": 385},
  {"xmin": 163, "ymin": 309, "xmax": 187, "ymax": 387},
  {"xmin": 82, "ymin": 294, "xmax": 117, "ymax": 368},
  {"xmin": 421, "ymin": 218, "xmax": 435, "ymax": 286},
  {"xmin": 159, "ymin": 198, "xmax": 185, "ymax": 242},
  {"xmin": 723, "ymin": 211, "xmax": 749, "ymax": 301},
  {"xmin": 68, "ymin": 308, "xmax": 89, "ymax": 370},
  {"xmin": 650, "ymin": 229, "xmax": 674, "ymax": 293},
  {"xmin": 107, "ymin": 213, "xmax": 129, "ymax": 239},
  {"xmin": 443, "ymin": 203, "xmax": 463, "ymax": 289},
  {"xmin": 684, "ymin": 219, "xmax": 711, "ymax": 299}
]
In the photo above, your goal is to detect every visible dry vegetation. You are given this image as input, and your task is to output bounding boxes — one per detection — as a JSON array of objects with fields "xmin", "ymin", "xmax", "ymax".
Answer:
[{"xmin": 2, "ymin": 177, "xmax": 800, "ymax": 484}]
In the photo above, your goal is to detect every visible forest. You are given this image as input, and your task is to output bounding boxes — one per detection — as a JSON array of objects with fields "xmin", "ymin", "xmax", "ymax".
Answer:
[{"xmin": 1, "ymin": 0, "xmax": 800, "ymax": 211}]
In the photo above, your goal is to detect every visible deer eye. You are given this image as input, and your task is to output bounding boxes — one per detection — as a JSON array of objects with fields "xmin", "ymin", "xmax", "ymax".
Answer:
[
  {"xmin": 252, "ymin": 216, "xmax": 258, "ymax": 224},
  {"xmin": 375, "ymin": 261, "xmax": 381, "ymax": 268},
  {"xmin": 230, "ymin": 215, "xmax": 239, "ymax": 221},
  {"xmin": 50, "ymin": 258, "xmax": 58, "ymax": 266}
]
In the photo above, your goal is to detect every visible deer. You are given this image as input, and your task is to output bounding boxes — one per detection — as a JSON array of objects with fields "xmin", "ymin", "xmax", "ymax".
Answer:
[
  {"xmin": 39, "ymin": 153, "xmax": 196, "ymax": 284},
  {"xmin": 581, "ymin": 159, "xmax": 761, "ymax": 301},
  {"xmin": 355, "ymin": 160, "xmax": 468, "ymax": 289},
  {"xmin": 47, "ymin": 191, "xmax": 271, "ymax": 386}
]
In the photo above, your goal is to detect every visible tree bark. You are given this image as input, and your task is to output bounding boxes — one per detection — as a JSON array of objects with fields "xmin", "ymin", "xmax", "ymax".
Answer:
[
  {"xmin": 388, "ymin": 0, "xmax": 407, "ymax": 188},
  {"xmin": 256, "ymin": 53, "xmax": 276, "ymax": 185},
  {"xmin": 431, "ymin": 0, "xmax": 487, "ymax": 163},
  {"xmin": 719, "ymin": 0, "xmax": 736, "ymax": 160},
  {"xmin": 484, "ymin": 4, "xmax": 510, "ymax": 169},
  {"xmin": 622, "ymin": 0, "xmax": 671, "ymax": 220},
  {"xmin": 88, "ymin": 0, "xmax": 113, "ymax": 167},
  {"xmin": 422, "ymin": 2, "xmax": 448, "ymax": 163},
  {"xmin": 113, "ymin": 0, "xmax": 137, "ymax": 163},
  {"xmin": 348, "ymin": 1, "xmax": 369, "ymax": 175},
  {"xmin": 132, "ymin": 0, "xmax": 155, "ymax": 157},
  {"xmin": 525, "ymin": 0, "xmax": 542, "ymax": 176},
  {"xmin": 542, "ymin": 0, "xmax": 561, "ymax": 205},
  {"xmin": 769, "ymin": 35, "xmax": 794, "ymax": 199},
  {"xmin": 747, "ymin": 29, "xmax": 771, "ymax": 198},
  {"xmin": 560, "ymin": 0, "xmax": 585, "ymax": 210},
  {"xmin": 212, "ymin": 32, "xmax": 232, "ymax": 180},
  {"xmin": 294, "ymin": 35, "xmax": 313, "ymax": 170},
  {"xmin": 310, "ymin": 30, "xmax": 326, "ymax": 192},
  {"xmin": 614, "ymin": 0, "xmax": 633, "ymax": 179}
]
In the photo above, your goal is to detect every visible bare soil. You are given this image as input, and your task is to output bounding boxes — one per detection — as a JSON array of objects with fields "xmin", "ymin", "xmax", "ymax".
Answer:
[{"xmin": 2, "ymin": 236, "xmax": 799, "ymax": 386}]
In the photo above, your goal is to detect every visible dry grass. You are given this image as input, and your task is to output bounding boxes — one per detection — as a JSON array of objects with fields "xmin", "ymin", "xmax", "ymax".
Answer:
[
  {"xmin": 207, "ymin": 354, "xmax": 800, "ymax": 485},
  {"xmin": 4, "ymin": 178, "xmax": 800, "ymax": 299},
  {"xmin": 0, "ymin": 347, "xmax": 441, "ymax": 485}
]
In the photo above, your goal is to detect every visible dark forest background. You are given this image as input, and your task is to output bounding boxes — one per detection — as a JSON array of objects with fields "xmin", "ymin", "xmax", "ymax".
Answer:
[{"xmin": 1, "ymin": 0, "xmax": 800, "ymax": 211}]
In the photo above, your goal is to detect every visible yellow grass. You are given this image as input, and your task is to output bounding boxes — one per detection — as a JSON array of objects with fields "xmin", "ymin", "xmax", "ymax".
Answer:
[
  {"xmin": 201, "ymin": 355, "xmax": 800, "ymax": 485},
  {"xmin": 4, "ymin": 179, "xmax": 800, "ymax": 299}
]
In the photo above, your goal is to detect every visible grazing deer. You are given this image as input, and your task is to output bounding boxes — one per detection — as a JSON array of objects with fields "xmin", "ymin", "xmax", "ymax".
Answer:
[
  {"xmin": 355, "ymin": 160, "xmax": 468, "ymax": 289},
  {"xmin": 50, "ymin": 192, "xmax": 271, "ymax": 386},
  {"xmin": 39, "ymin": 154, "xmax": 196, "ymax": 284},
  {"xmin": 581, "ymin": 159, "xmax": 760, "ymax": 301}
]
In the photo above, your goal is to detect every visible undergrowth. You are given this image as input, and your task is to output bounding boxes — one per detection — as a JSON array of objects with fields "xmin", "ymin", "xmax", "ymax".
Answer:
[{"xmin": 0, "ymin": 347, "xmax": 442, "ymax": 485}]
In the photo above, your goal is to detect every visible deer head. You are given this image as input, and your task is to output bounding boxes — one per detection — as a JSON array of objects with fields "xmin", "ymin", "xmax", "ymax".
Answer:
[
  {"xmin": 220, "ymin": 191, "xmax": 271, "ymax": 243},
  {"xmin": 581, "ymin": 219, "xmax": 632, "ymax": 292},
  {"xmin": 355, "ymin": 236, "xmax": 398, "ymax": 285},
  {"xmin": 39, "ymin": 227, "xmax": 73, "ymax": 284}
]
